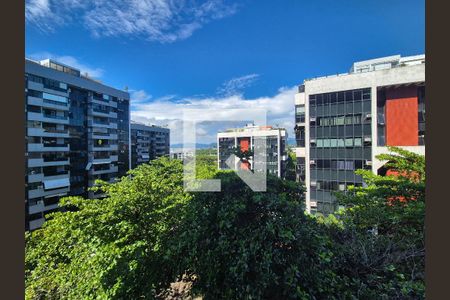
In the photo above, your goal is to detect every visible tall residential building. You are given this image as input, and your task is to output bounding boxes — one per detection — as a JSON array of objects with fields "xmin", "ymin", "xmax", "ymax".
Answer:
[
  {"xmin": 217, "ymin": 124, "xmax": 288, "ymax": 178},
  {"xmin": 25, "ymin": 58, "xmax": 130, "ymax": 230},
  {"xmin": 293, "ymin": 54, "xmax": 425, "ymax": 215},
  {"xmin": 130, "ymin": 122, "xmax": 170, "ymax": 168}
]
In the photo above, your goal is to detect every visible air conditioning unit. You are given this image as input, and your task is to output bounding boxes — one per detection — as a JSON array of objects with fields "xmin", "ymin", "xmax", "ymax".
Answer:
[
  {"xmin": 364, "ymin": 136, "xmax": 372, "ymax": 142},
  {"xmin": 310, "ymin": 160, "xmax": 316, "ymax": 165},
  {"xmin": 365, "ymin": 113, "xmax": 372, "ymax": 119},
  {"xmin": 365, "ymin": 160, "xmax": 373, "ymax": 166},
  {"xmin": 310, "ymin": 181, "xmax": 317, "ymax": 187},
  {"xmin": 310, "ymin": 117, "xmax": 316, "ymax": 122},
  {"xmin": 310, "ymin": 139, "xmax": 316, "ymax": 144}
]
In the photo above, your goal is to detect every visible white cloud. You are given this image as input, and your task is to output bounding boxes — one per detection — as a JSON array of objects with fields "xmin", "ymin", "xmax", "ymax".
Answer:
[
  {"xmin": 25, "ymin": 0, "xmax": 238, "ymax": 43},
  {"xmin": 130, "ymin": 89, "xmax": 152, "ymax": 103},
  {"xmin": 131, "ymin": 86, "xmax": 297, "ymax": 145},
  {"xmin": 28, "ymin": 52, "xmax": 104, "ymax": 78},
  {"xmin": 217, "ymin": 74, "xmax": 260, "ymax": 96}
]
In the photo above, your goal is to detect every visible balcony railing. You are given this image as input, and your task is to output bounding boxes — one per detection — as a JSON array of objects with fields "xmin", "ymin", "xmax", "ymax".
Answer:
[
  {"xmin": 43, "ymin": 128, "xmax": 68, "ymax": 134},
  {"xmin": 43, "ymin": 114, "xmax": 67, "ymax": 120},
  {"xmin": 43, "ymin": 156, "xmax": 68, "ymax": 162}
]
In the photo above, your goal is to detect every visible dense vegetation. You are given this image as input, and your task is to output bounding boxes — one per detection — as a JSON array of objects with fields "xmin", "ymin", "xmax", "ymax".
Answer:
[{"xmin": 25, "ymin": 147, "xmax": 425, "ymax": 299}]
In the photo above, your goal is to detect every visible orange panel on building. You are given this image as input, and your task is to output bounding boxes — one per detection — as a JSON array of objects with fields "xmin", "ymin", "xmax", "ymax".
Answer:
[
  {"xmin": 239, "ymin": 138, "xmax": 250, "ymax": 152},
  {"xmin": 385, "ymin": 87, "xmax": 418, "ymax": 146}
]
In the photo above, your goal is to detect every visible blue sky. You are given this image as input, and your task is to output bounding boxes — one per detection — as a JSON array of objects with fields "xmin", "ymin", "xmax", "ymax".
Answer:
[{"xmin": 25, "ymin": 0, "xmax": 425, "ymax": 144}]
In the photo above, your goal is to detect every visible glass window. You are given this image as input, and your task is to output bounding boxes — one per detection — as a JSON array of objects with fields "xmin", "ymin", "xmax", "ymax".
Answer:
[
  {"xmin": 330, "ymin": 93, "xmax": 337, "ymax": 103},
  {"xmin": 345, "ymin": 138, "xmax": 353, "ymax": 147},
  {"xmin": 330, "ymin": 139, "xmax": 338, "ymax": 147},
  {"xmin": 316, "ymin": 139, "xmax": 323, "ymax": 147},
  {"xmin": 296, "ymin": 106, "xmax": 305, "ymax": 114},
  {"xmin": 355, "ymin": 160, "xmax": 363, "ymax": 169},
  {"xmin": 345, "ymin": 91, "xmax": 353, "ymax": 102},
  {"xmin": 345, "ymin": 161, "xmax": 354, "ymax": 170},
  {"xmin": 337, "ymin": 160, "xmax": 345, "ymax": 170},
  {"xmin": 354, "ymin": 138, "xmax": 362, "ymax": 147},
  {"xmin": 317, "ymin": 94, "xmax": 323, "ymax": 105}
]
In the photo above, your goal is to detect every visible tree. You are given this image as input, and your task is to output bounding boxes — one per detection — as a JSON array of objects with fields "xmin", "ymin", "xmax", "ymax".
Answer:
[
  {"xmin": 326, "ymin": 147, "xmax": 426, "ymax": 299},
  {"xmin": 26, "ymin": 158, "xmax": 191, "ymax": 299},
  {"xmin": 284, "ymin": 148, "xmax": 297, "ymax": 181},
  {"xmin": 170, "ymin": 171, "xmax": 344, "ymax": 299}
]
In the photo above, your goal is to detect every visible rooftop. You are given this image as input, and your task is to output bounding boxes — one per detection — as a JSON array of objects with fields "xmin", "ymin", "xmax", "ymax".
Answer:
[
  {"xmin": 219, "ymin": 123, "xmax": 286, "ymax": 134},
  {"xmin": 26, "ymin": 58, "xmax": 103, "ymax": 84},
  {"xmin": 301, "ymin": 54, "xmax": 425, "ymax": 85}
]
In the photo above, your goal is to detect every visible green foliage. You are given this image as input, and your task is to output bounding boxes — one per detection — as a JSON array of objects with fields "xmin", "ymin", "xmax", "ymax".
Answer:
[
  {"xmin": 171, "ymin": 173, "xmax": 344, "ymax": 299},
  {"xmin": 26, "ymin": 158, "xmax": 191, "ymax": 299},
  {"xmin": 329, "ymin": 147, "xmax": 426, "ymax": 299},
  {"xmin": 284, "ymin": 148, "xmax": 297, "ymax": 181},
  {"xmin": 194, "ymin": 151, "xmax": 218, "ymax": 179},
  {"xmin": 25, "ymin": 147, "xmax": 425, "ymax": 299}
]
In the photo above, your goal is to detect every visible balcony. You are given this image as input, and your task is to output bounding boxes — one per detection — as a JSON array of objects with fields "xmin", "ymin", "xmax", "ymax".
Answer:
[
  {"xmin": 43, "ymin": 171, "xmax": 70, "ymax": 181},
  {"xmin": 28, "ymin": 186, "xmax": 70, "ymax": 199},
  {"xmin": 90, "ymin": 144, "xmax": 119, "ymax": 152},
  {"xmin": 28, "ymin": 127, "xmax": 70, "ymax": 138},
  {"xmin": 28, "ymin": 143, "xmax": 70, "ymax": 152},
  {"xmin": 27, "ymin": 96, "xmax": 69, "ymax": 111},
  {"xmin": 91, "ymin": 97, "xmax": 118, "ymax": 108},
  {"xmin": 29, "ymin": 218, "xmax": 45, "ymax": 231},
  {"xmin": 28, "ymin": 201, "xmax": 59, "ymax": 215},
  {"xmin": 28, "ymin": 112, "xmax": 69, "ymax": 125},
  {"xmin": 28, "ymin": 173, "xmax": 44, "ymax": 183},
  {"xmin": 89, "ymin": 120, "xmax": 118, "ymax": 130},
  {"xmin": 90, "ymin": 165, "xmax": 119, "ymax": 175},
  {"xmin": 91, "ymin": 108, "xmax": 118, "ymax": 119},
  {"xmin": 28, "ymin": 157, "xmax": 69, "ymax": 167},
  {"xmin": 28, "ymin": 80, "xmax": 44, "ymax": 91},
  {"xmin": 91, "ymin": 133, "xmax": 118, "ymax": 140}
]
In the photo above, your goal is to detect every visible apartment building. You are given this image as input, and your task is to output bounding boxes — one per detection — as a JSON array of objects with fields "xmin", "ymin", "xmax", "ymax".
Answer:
[
  {"xmin": 25, "ymin": 58, "xmax": 130, "ymax": 230},
  {"xmin": 293, "ymin": 54, "xmax": 425, "ymax": 215},
  {"xmin": 217, "ymin": 124, "xmax": 288, "ymax": 178},
  {"xmin": 130, "ymin": 122, "xmax": 170, "ymax": 168}
]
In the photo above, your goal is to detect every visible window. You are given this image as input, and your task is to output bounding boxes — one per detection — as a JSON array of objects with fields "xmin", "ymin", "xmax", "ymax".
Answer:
[
  {"xmin": 317, "ymin": 139, "xmax": 323, "ymax": 147},
  {"xmin": 336, "ymin": 116, "xmax": 345, "ymax": 125},
  {"xmin": 345, "ymin": 161, "xmax": 354, "ymax": 170},
  {"xmin": 345, "ymin": 138, "xmax": 353, "ymax": 147}
]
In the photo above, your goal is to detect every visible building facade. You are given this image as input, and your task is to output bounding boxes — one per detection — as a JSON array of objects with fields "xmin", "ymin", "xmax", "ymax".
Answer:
[
  {"xmin": 25, "ymin": 58, "xmax": 130, "ymax": 230},
  {"xmin": 217, "ymin": 125, "xmax": 288, "ymax": 178},
  {"xmin": 293, "ymin": 54, "xmax": 425, "ymax": 215},
  {"xmin": 130, "ymin": 122, "xmax": 170, "ymax": 169}
]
